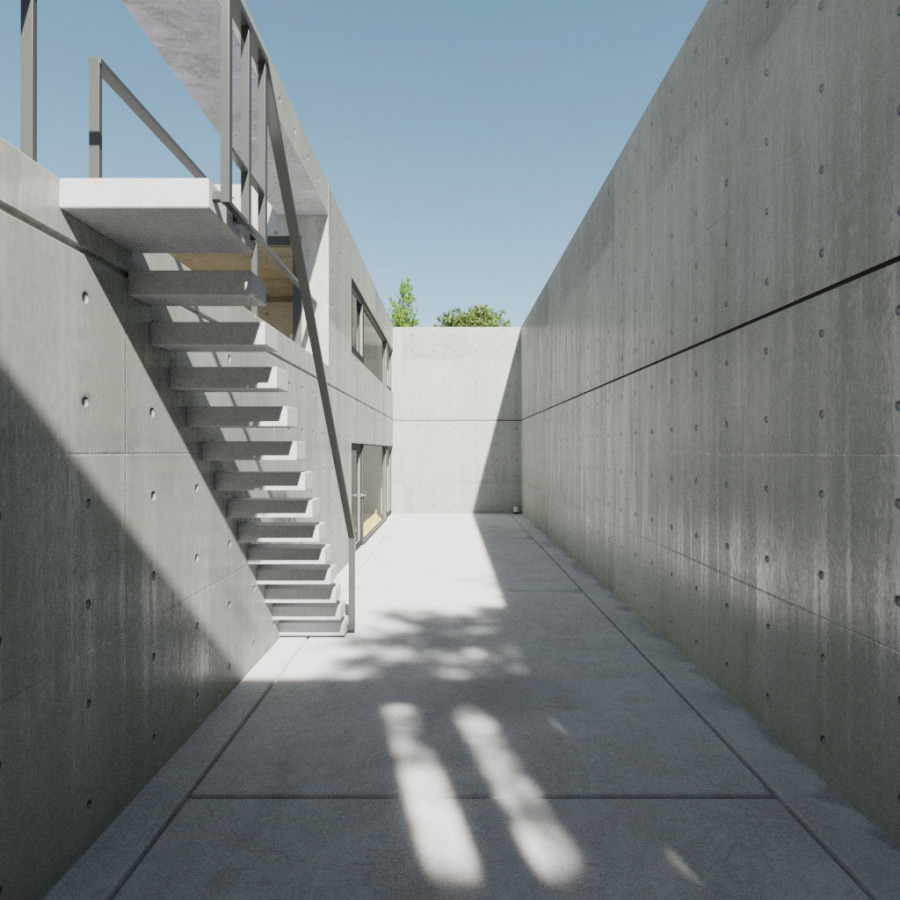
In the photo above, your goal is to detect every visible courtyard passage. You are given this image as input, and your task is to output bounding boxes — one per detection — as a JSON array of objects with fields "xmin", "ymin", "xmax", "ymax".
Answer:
[{"xmin": 52, "ymin": 515, "xmax": 900, "ymax": 898}]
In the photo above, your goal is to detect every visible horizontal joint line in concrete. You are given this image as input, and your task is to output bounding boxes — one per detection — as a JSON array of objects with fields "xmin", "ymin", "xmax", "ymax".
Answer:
[
  {"xmin": 395, "ymin": 417, "xmax": 522, "ymax": 423},
  {"xmin": 522, "ymin": 253, "xmax": 900, "ymax": 422},
  {"xmin": 0, "ymin": 578, "xmax": 247, "ymax": 704},
  {"xmin": 634, "ymin": 529, "xmax": 900, "ymax": 657},
  {"xmin": 0, "ymin": 197, "xmax": 128, "ymax": 276},
  {"xmin": 68, "ymin": 451, "xmax": 192, "ymax": 458},
  {"xmin": 190, "ymin": 792, "xmax": 776, "ymax": 802}
]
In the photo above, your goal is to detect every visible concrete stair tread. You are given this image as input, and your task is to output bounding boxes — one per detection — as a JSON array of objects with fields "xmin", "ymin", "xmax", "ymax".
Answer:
[
  {"xmin": 202, "ymin": 440, "xmax": 305, "ymax": 461},
  {"xmin": 129, "ymin": 270, "xmax": 266, "ymax": 306},
  {"xmin": 170, "ymin": 366, "xmax": 289, "ymax": 392},
  {"xmin": 185, "ymin": 406, "xmax": 297, "ymax": 428},
  {"xmin": 247, "ymin": 544, "xmax": 327, "ymax": 562},
  {"xmin": 263, "ymin": 582, "xmax": 337, "ymax": 600},
  {"xmin": 237, "ymin": 522, "xmax": 321, "ymax": 542},
  {"xmin": 227, "ymin": 497, "xmax": 317, "ymax": 519},
  {"xmin": 215, "ymin": 470, "xmax": 310, "ymax": 491},
  {"xmin": 253, "ymin": 563, "xmax": 333, "ymax": 583},
  {"xmin": 275, "ymin": 615, "xmax": 349, "ymax": 637},
  {"xmin": 265, "ymin": 599, "xmax": 342, "ymax": 617},
  {"xmin": 151, "ymin": 321, "xmax": 280, "ymax": 353}
]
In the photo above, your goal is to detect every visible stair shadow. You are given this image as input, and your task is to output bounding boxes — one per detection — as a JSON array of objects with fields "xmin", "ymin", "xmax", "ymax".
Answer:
[{"xmin": 0, "ymin": 359, "xmax": 273, "ymax": 900}]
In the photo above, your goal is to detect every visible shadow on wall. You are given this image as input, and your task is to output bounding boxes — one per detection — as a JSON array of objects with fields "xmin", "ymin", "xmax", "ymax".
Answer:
[
  {"xmin": 109, "ymin": 514, "xmax": 868, "ymax": 897},
  {"xmin": 0, "ymin": 342, "xmax": 273, "ymax": 900},
  {"xmin": 474, "ymin": 336, "xmax": 522, "ymax": 513}
]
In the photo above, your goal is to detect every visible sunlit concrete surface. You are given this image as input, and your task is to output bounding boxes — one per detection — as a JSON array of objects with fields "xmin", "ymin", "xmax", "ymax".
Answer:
[{"xmin": 51, "ymin": 515, "xmax": 900, "ymax": 899}]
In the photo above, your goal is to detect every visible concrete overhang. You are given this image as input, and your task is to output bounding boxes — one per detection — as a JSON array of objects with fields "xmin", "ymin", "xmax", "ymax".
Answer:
[{"xmin": 122, "ymin": 0, "xmax": 328, "ymax": 218}]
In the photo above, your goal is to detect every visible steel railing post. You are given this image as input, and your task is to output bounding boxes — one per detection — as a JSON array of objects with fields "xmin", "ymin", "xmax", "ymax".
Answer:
[
  {"xmin": 240, "ymin": 25, "xmax": 253, "ymax": 223},
  {"xmin": 20, "ymin": 0, "xmax": 36, "ymax": 160},
  {"xmin": 256, "ymin": 59, "xmax": 268, "ymax": 242},
  {"xmin": 88, "ymin": 58, "xmax": 102, "ymax": 177},
  {"xmin": 219, "ymin": 0, "xmax": 233, "ymax": 204},
  {"xmin": 265, "ymin": 72, "xmax": 357, "ymax": 630}
]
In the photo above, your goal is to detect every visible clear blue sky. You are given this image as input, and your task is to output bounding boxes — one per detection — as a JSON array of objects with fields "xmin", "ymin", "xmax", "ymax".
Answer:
[{"xmin": 1, "ymin": 0, "xmax": 707, "ymax": 325}]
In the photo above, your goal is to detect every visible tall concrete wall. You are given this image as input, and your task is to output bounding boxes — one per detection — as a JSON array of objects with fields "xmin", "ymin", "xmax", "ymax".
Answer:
[
  {"xmin": 521, "ymin": 1, "xmax": 900, "ymax": 845},
  {"xmin": 0, "ymin": 143, "xmax": 276, "ymax": 898},
  {"xmin": 393, "ymin": 328, "xmax": 520, "ymax": 512},
  {"xmin": 0, "ymin": 140, "xmax": 391, "ymax": 900}
]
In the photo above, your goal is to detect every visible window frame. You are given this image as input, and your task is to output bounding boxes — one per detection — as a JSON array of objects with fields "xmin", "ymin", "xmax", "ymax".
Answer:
[{"xmin": 351, "ymin": 282, "xmax": 391, "ymax": 385}]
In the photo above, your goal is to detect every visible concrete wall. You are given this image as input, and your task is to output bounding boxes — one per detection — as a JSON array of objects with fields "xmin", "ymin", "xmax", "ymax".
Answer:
[
  {"xmin": 393, "ymin": 328, "xmax": 520, "ymax": 512},
  {"xmin": 521, "ymin": 1, "xmax": 900, "ymax": 845},
  {"xmin": 0, "ymin": 105, "xmax": 391, "ymax": 900},
  {"xmin": 0, "ymin": 142, "xmax": 277, "ymax": 898}
]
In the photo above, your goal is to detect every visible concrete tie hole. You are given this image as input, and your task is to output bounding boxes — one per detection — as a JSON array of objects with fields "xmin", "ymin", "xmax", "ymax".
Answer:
[
  {"xmin": 81, "ymin": 292, "xmax": 90, "ymax": 304},
  {"xmin": 81, "ymin": 396, "xmax": 89, "ymax": 408}
]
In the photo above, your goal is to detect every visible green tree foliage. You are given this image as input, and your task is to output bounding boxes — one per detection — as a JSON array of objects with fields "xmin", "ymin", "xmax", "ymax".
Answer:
[
  {"xmin": 435, "ymin": 304, "xmax": 510, "ymax": 327},
  {"xmin": 389, "ymin": 278, "xmax": 419, "ymax": 327}
]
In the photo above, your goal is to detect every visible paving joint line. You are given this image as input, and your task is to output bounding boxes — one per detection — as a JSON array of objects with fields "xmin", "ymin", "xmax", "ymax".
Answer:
[
  {"xmin": 190, "ymin": 792, "xmax": 776, "ymax": 802},
  {"xmin": 108, "ymin": 638, "xmax": 308, "ymax": 898},
  {"xmin": 510, "ymin": 515, "xmax": 877, "ymax": 900}
]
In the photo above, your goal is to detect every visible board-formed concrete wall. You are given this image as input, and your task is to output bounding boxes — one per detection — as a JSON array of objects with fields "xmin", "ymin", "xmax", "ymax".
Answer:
[
  {"xmin": 521, "ymin": 1, "xmax": 900, "ymax": 844},
  {"xmin": 393, "ymin": 328, "xmax": 520, "ymax": 512}
]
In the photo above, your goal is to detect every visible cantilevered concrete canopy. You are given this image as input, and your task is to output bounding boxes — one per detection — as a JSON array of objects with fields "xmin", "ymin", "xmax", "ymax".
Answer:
[{"xmin": 123, "ymin": 0, "xmax": 328, "ymax": 217}]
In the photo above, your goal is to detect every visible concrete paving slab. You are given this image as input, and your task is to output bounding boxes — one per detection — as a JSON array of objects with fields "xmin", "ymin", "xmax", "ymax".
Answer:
[
  {"xmin": 115, "ymin": 798, "xmax": 865, "ymax": 900},
  {"xmin": 52, "ymin": 515, "xmax": 900, "ymax": 899}
]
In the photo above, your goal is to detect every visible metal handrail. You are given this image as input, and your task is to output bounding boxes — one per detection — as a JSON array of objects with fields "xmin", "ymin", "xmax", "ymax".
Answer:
[
  {"xmin": 262, "ymin": 71, "xmax": 357, "ymax": 632},
  {"xmin": 88, "ymin": 58, "xmax": 205, "ymax": 179}
]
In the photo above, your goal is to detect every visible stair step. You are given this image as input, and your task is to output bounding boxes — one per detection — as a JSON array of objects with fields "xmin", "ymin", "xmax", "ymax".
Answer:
[
  {"xmin": 264, "ymin": 582, "xmax": 337, "ymax": 600},
  {"xmin": 185, "ymin": 406, "xmax": 296, "ymax": 428},
  {"xmin": 247, "ymin": 543, "xmax": 328, "ymax": 563},
  {"xmin": 202, "ymin": 440, "xmax": 304, "ymax": 461},
  {"xmin": 254, "ymin": 563, "xmax": 332, "ymax": 583},
  {"xmin": 170, "ymin": 366, "xmax": 288, "ymax": 392},
  {"xmin": 227, "ymin": 497, "xmax": 316, "ymax": 518},
  {"xmin": 238, "ymin": 522, "xmax": 320, "ymax": 543},
  {"xmin": 214, "ymin": 471, "xmax": 313, "ymax": 492},
  {"xmin": 275, "ymin": 614, "xmax": 349, "ymax": 637},
  {"xmin": 129, "ymin": 270, "xmax": 266, "ymax": 306},
  {"xmin": 215, "ymin": 470, "xmax": 310, "ymax": 492},
  {"xmin": 266, "ymin": 597, "xmax": 342, "ymax": 618},
  {"xmin": 151, "ymin": 321, "xmax": 279, "ymax": 352}
]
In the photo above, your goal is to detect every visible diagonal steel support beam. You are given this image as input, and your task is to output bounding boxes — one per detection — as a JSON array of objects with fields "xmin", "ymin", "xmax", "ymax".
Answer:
[{"xmin": 266, "ymin": 73, "xmax": 357, "ymax": 630}]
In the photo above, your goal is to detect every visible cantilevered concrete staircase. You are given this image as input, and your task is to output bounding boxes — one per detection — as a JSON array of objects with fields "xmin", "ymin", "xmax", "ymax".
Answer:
[{"xmin": 133, "ymin": 269, "xmax": 348, "ymax": 637}]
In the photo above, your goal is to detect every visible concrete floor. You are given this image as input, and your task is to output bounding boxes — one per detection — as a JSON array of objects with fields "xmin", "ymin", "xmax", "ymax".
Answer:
[{"xmin": 51, "ymin": 514, "xmax": 900, "ymax": 899}]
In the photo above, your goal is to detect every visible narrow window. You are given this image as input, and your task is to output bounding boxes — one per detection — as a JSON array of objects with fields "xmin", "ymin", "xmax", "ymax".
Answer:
[
  {"xmin": 351, "ymin": 283, "xmax": 390, "ymax": 383},
  {"xmin": 352, "ymin": 443, "xmax": 392, "ymax": 544}
]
